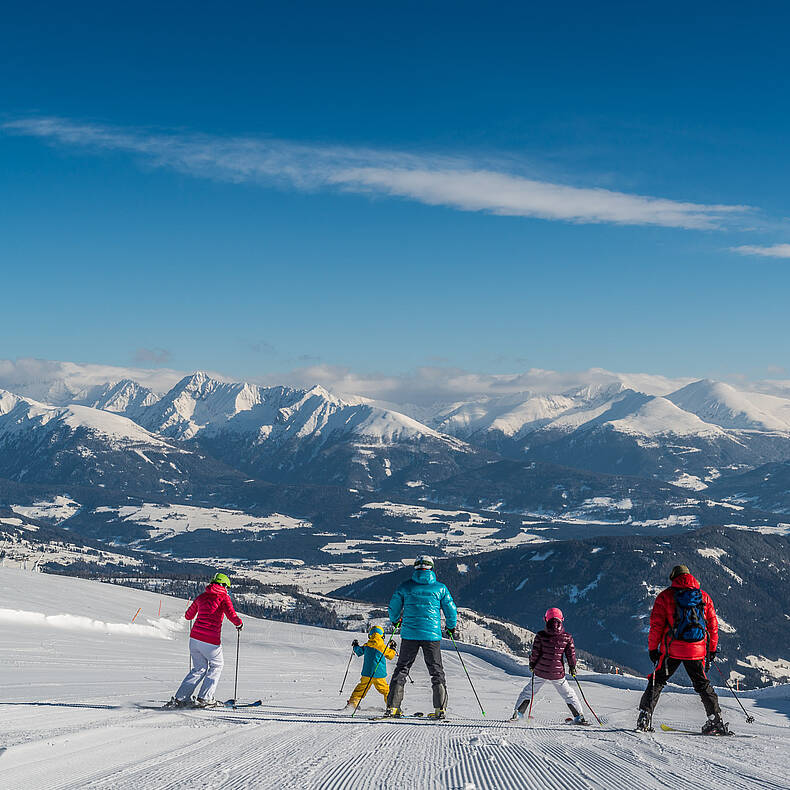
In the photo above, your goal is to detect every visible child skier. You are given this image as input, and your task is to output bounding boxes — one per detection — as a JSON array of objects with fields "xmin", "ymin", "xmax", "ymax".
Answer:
[
  {"xmin": 166, "ymin": 572, "xmax": 243, "ymax": 708},
  {"xmin": 511, "ymin": 607, "xmax": 587, "ymax": 724},
  {"xmin": 345, "ymin": 625, "xmax": 397, "ymax": 711}
]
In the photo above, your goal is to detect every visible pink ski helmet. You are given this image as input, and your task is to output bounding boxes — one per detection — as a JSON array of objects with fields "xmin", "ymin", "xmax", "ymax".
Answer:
[{"xmin": 544, "ymin": 607, "xmax": 564, "ymax": 622}]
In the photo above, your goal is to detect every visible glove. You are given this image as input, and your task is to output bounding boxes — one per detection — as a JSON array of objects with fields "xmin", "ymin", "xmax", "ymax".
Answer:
[
  {"xmin": 570, "ymin": 667, "xmax": 577, "ymax": 677},
  {"xmin": 529, "ymin": 664, "xmax": 536, "ymax": 672},
  {"xmin": 705, "ymin": 651, "xmax": 717, "ymax": 671},
  {"xmin": 649, "ymin": 649, "xmax": 660, "ymax": 664},
  {"xmin": 388, "ymin": 640, "xmax": 397, "ymax": 650},
  {"xmin": 391, "ymin": 619, "xmax": 402, "ymax": 629},
  {"xmin": 352, "ymin": 639, "xmax": 359, "ymax": 647},
  {"xmin": 236, "ymin": 623, "xmax": 244, "ymax": 631},
  {"xmin": 445, "ymin": 627, "xmax": 456, "ymax": 638}
]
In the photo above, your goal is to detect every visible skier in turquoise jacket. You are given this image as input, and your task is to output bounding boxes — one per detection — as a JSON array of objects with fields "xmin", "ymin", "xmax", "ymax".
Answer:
[
  {"xmin": 385, "ymin": 555, "xmax": 457, "ymax": 719},
  {"xmin": 345, "ymin": 625, "xmax": 396, "ymax": 710}
]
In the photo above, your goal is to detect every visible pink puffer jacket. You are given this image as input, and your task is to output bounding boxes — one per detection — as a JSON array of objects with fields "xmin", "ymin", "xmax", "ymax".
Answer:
[{"xmin": 185, "ymin": 583, "xmax": 242, "ymax": 645}]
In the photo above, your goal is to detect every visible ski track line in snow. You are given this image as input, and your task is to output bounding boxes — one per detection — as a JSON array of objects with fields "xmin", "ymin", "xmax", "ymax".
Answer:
[
  {"xmin": 82, "ymin": 720, "xmax": 306, "ymax": 790},
  {"xmin": 0, "ymin": 715, "xmax": 228, "ymax": 790}
]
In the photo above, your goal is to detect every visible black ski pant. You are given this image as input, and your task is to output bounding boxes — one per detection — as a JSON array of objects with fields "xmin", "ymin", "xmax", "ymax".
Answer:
[
  {"xmin": 639, "ymin": 657, "xmax": 721, "ymax": 717},
  {"xmin": 386, "ymin": 639, "xmax": 447, "ymax": 710}
]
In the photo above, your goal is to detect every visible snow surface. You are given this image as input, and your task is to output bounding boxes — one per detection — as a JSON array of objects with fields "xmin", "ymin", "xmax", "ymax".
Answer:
[
  {"xmin": 12, "ymin": 496, "xmax": 81, "ymax": 523},
  {"xmin": 93, "ymin": 503, "xmax": 311, "ymax": 542},
  {"xmin": 1, "ymin": 568, "xmax": 788, "ymax": 789}
]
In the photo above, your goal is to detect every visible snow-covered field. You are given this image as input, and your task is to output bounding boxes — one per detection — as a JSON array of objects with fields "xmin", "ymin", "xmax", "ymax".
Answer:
[
  {"xmin": 93, "ymin": 503, "xmax": 311, "ymax": 542},
  {"xmin": 1, "ymin": 568, "xmax": 789, "ymax": 790}
]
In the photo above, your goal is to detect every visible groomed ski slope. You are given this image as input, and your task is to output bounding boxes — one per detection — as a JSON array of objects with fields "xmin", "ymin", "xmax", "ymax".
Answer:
[{"xmin": 0, "ymin": 568, "xmax": 788, "ymax": 790}]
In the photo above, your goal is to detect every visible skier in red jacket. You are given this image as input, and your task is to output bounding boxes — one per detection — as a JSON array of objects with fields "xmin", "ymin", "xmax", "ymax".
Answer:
[
  {"xmin": 166, "ymin": 573, "xmax": 243, "ymax": 708},
  {"xmin": 637, "ymin": 565, "xmax": 728, "ymax": 734}
]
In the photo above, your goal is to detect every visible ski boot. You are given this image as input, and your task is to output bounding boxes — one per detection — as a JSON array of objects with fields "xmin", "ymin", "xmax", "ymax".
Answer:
[
  {"xmin": 636, "ymin": 709, "xmax": 654, "ymax": 732},
  {"xmin": 511, "ymin": 699, "xmax": 530, "ymax": 721},
  {"xmin": 701, "ymin": 714, "xmax": 731, "ymax": 736},
  {"xmin": 195, "ymin": 697, "xmax": 222, "ymax": 708},
  {"xmin": 571, "ymin": 714, "xmax": 588, "ymax": 725},
  {"xmin": 427, "ymin": 708, "xmax": 446, "ymax": 720},
  {"xmin": 163, "ymin": 696, "xmax": 190, "ymax": 709},
  {"xmin": 383, "ymin": 707, "xmax": 403, "ymax": 719}
]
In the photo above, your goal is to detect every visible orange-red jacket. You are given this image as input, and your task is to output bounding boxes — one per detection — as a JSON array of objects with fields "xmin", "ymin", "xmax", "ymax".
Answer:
[{"xmin": 647, "ymin": 573, "xmax": 718, "ymax": 661}]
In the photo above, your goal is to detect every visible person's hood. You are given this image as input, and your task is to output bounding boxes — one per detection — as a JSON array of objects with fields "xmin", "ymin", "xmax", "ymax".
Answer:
[
  {"xmin": 670, "ymin": 573, "xmax": 700, "ymax": 591},
  {"xmin": 545, "ymin": 618, "xmax": 565, "ymax": 635},
  {"xmin": 412, "ymin": 568, "xmax": 437, "ymax": 585},
  {"xmin": 205, "ymin": 582, "xmax": 229, "ymax": 596},
  {"xmin": 366, "ymin": 632, "xmax": 387, "ymax": 650}
]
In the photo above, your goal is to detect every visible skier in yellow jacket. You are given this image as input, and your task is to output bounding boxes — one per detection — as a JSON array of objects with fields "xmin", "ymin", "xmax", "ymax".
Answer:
[{"xmin": 345, "ymin": 625, "xmax": 397, "ymax": 710}]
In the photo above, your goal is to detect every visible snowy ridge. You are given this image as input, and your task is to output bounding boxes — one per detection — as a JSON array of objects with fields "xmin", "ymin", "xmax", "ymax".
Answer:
[
  {"xmin": 75, "ymin": 379, "xmax": 160, "ymax": 420},
  {"xmin": 668, "ymin": 379, "xmax": 790, "ymax": 432},
  {"xmin": 605, "ymin": 396, "xmax": 727, "ymax": 438},
  {"xmin": 0, "ymin": 389, "xmax": 169, "ymax": 447},
  {"xmin": 141, "ymin": 372, "xmax": 463, "ymax": 448}
]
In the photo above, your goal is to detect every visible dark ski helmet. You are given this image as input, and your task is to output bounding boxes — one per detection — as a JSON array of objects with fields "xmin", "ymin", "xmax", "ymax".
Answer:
[{"xmin": 669, "ymin": 564, "xmax": 690, "ymax": 580}]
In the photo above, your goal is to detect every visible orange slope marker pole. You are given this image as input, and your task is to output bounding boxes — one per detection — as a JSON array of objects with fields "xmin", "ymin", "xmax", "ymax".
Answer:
[{"xmin": 131, "ymin": 607, "xmax": 142, "ymax": 623}]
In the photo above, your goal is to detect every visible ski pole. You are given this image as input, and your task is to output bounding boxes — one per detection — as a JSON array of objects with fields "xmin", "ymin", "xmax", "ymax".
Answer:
[
  {"xmin": 447, "ymin": 632, "xmax": 485, "ymax": 717},
  {"xmin": 351, "ymin": 624, "xmax": 400, "ymax": 717},
  {"xmin": 339, "ymin": 649, "xmax": 355, "ymax": 696},
  {"xmin": 528, "ymin": 672, "xmax": 535, "ymax": 720},
  {"xmin": 572, "ymin": 672, "xmax": 602, "ymax": 725},
  {"xmin": 711, "ymin": 661, "xmax": 755, "ymax": 723},
  {"xmin": 232, "ymin": 628, "xmax": 240, "ymax": 709}
]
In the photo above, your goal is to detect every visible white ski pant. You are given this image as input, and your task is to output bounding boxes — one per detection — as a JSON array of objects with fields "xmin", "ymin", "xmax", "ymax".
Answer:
[
  {"xmin": 175, "ymin": 638, "xmax": 224, "ymax": 701},
  {"xmin": 515, "ymin": 676, "xmax": 581, "ymax": 712}
]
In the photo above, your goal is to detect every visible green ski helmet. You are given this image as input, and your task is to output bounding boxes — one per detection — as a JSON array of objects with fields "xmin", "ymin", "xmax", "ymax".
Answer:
[{"xmin": 211, "ymin": 572, "xmax": 231, "ymax": 588}]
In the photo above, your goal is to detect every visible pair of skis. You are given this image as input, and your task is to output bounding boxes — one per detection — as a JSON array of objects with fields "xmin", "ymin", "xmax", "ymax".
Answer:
[
  {"xmin": 221, "ymin": 699, "xmax": 262, "ymax": 708},
  {"xmin": 368, "ymin": 711, "xmax": 446, "ymax": 722},
  {"xmin": 162, "ymin": 698, "xmax": 262, "ymax": 710},
  {"xmin": 658, "ymin": 723, "xmax": 738, "ymax": 737}
]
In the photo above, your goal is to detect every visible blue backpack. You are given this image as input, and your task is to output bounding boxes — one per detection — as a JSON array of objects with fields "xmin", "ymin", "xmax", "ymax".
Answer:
[{"xmin": 672, "ymin": 588, "xmax": 707, "ymax": 642}]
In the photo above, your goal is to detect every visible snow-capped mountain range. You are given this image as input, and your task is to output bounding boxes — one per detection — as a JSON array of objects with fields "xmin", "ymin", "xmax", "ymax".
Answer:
[{"xmin": 3, "ymin": 366, "xmax": 790, "ymax": 496}]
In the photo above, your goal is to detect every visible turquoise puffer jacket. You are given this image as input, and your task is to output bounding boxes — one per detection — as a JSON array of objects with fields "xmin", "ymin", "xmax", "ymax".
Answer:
[
  {"xmin": 352, "ymin": 631, "xmax": 395, "ymax": 678},
  {"xmin": 388, "ymin": 569, "xmax": 458, "ymax": 641}
]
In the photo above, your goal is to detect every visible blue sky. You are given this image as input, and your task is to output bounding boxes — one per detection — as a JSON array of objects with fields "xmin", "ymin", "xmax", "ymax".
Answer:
[{"xmin": 2, "ymin": 1, "xmax": 789, "ymax": 390}]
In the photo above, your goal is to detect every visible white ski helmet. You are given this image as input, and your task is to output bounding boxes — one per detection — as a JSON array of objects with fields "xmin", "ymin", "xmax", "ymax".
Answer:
[{"xmin": 413, "ymin": 555, "xmax": 434, "ymax": 570}]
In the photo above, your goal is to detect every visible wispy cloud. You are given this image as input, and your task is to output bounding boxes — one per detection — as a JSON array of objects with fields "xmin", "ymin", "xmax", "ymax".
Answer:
[
  {"xmin": 253, "ymin": 363, "xmax": 693, "ymax": 405},
  {"xmin": 731, "ymin": 243, "xmax": 790, "ymax": 258},
  {"xmin": 3, "ymin": 117, "xmax": 749, "ymax": 230},
  {"xmin": 133, "ymin": 347, "xmax": 173, "ymax": 365}
]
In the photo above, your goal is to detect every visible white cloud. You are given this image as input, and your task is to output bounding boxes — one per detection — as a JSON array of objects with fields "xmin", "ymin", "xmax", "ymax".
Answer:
[
  {"xmin": 0, "ymin": 358, "xmax": 191, "ymax": 403},
  {"xmin": 251, "ymin": 363, "xmax": 691, "ymax": 406},
  {"xmin": 731, "ymin": 243, "xmax": 790, "ymax": 258},
  {"xmin": 3, "ymin": 117, "xmax": 747, "ymax": 229}
]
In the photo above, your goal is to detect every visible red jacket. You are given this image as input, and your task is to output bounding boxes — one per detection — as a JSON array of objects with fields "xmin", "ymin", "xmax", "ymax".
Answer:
[
  {"xmin": 648, "ymin": 573, "xmax": 718, "ymax": 661},
  {"xmin": 185, "ymin": 583, "xmax": 242, "ymax": 646}
]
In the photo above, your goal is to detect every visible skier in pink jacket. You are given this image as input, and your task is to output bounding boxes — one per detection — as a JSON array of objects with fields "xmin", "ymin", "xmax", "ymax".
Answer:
[{"xmin": 166, "ymin": 573, "xmax": 243, "ymax": 708}]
